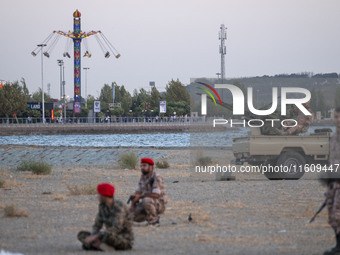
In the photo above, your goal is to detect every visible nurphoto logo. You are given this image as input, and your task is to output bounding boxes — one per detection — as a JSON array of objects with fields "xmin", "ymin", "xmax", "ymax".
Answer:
[{"xmin": 197, "ymin": 82, "xmax": 311, "ymax": 128}]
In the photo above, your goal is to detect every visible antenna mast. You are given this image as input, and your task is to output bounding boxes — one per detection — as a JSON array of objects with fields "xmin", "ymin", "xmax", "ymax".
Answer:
[{"xmin": 219, "ymin": 24, "xmax": 227, "ymax": 82}]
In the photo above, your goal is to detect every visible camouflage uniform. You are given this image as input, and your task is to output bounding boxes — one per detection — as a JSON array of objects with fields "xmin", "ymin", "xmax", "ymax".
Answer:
[
  {"xmin": 327, "ymin": 132, "xmax": 340, "ymax": 234},
  {"xmin": 283, "ymin": 106, "xmax": 314, "ymax": 135},
  {"xmin": 133, "ymin": 171, "xmax": 167, "ymax": 223},
  {"xmin": 77, "ymin": 199, "xmax": 134, "ymax": 250}
]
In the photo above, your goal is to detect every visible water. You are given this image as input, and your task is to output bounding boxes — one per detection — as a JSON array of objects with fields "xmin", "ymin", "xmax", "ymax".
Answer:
[
  {"xmin": 0, "ymin": 133, "xmax": 190, "ymax": 147},
  {"xmin": 0, "ymin": 126, "xmax": 335, "ymax": 148}
]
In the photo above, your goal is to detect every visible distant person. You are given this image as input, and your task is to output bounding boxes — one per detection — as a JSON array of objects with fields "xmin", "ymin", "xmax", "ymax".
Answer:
[
  {"xmin": 77, "ymin": 183, "xmax": 134, "ymax": 251},
  {"xmin": 322, "ymin": 106, "xmax": 340, "ymax": 255},
  {"xmin": 129, "ymin": 158, "xmax": 167, "ymax": 226}
]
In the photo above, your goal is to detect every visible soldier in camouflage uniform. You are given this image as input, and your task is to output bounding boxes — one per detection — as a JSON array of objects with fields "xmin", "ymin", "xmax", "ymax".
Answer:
[
  {"xmin": 276, "ymin": 102, "xmax": 314, "ymax": 135},
  {"xmin": 323, "ymin": 107, "xmax": 340, "ymax": 255},
  {"xmin": 130, "ymin": 158, "xmax": 167, "ymax": 226},
  {"xmin": 77, "ymin": 183, "xmax": 134, "ymax": 251}
]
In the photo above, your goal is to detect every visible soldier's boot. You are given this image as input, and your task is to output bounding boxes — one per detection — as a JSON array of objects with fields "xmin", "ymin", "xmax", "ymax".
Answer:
[
  {"xmin": 324, "ymin": 234, "xmax": 340, "ymax": 255},
  {"xmin": 77, "ymin": 231, "xmax": 101, "ymax": 251},
  {"xmin": 98, "ymin": 242, "xmax": 116, "ymax": 252},
  {"xmin": 149, "ymin": 215, "xmax": 160, "ymax": 227}
]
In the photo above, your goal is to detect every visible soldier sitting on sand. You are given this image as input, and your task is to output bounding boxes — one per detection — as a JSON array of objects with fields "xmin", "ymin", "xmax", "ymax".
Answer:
[
  {"xmin": 77, "ymin": 183, "xmax": 134, "ymax": 251},
  {"xmin": 129, "ymin": 158, "xmax": 167, "ymax": 226}
]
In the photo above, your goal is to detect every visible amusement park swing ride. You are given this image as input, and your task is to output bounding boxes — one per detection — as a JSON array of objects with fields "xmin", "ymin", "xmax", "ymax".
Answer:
[{"xmin": 31, "ymin": 9, "xmax": 120, "ymax": 115}]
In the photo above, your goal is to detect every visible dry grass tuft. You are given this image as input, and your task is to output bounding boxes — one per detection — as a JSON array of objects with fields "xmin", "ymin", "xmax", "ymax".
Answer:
[
  {"xmin": 0, "ymin": 178, "xmax": 24, "ymax": 189},
  {"xmin": 4, "ymin": 204, "xmax": 29, "ymax": 217},
  {"xmin": 67, "ymin": 184, "xmax": 97, "ymax": 196},
  {"xmin": 156, "ymin": 160, "xmax": 170, "ymax": 169},
  {"xmin": 17, "ymin": 160, "xmax": 52, "ymax": 175},
  {"xmin": 0, "ymin": 178, "xmax": 4, "ymax": 188},
  {"xmin": 119, "ymin": 152, "xmax": 139, "ymax": 169},
  {"xmin": 194, "ymin": 148, "xmax": 212, "ymax": 166},
  {"xmin": 54, "ymin": 194, "xmax": 67, "ymax": 201}
]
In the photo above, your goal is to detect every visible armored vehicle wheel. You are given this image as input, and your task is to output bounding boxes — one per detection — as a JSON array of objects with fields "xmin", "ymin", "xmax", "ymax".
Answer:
[
  {"xmin": 263, "ymin": 170, "xmax": 280, "ymax": 180},
  {"xmin": 275, "ymin": 151, "xmax": 306, "ymax": 180},
  {"xmin": 262, "ymin": 161, "xmax": 281, "ymax": 180}
]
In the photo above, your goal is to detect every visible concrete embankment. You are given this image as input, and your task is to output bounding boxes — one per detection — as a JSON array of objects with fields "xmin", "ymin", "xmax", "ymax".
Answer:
[
  {"xmin": 0, "ymin": 119, "xmax": 332, "ymax": 136},
  {"xmin": 0, "ymin": 123, "xmax": 227, "ymax": 136},
  {"xmin": 0, "ymin": 144, "xmax": 171, "ymax": 167}
]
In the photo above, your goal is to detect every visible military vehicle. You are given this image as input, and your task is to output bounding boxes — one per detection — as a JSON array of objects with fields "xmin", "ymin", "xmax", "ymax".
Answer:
[
  {"xmin": 194, "ymin": 82, "xmax": 330, "ymax": 180},
  {"xmin": 231, "ymin": 127, "xmax": 332, "ymax": 180}
]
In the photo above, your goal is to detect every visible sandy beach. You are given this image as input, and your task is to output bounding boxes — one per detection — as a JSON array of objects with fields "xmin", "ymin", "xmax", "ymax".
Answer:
[{"xmin": 0, "ymin": 145, "xmax": 334, "ymax": 255}]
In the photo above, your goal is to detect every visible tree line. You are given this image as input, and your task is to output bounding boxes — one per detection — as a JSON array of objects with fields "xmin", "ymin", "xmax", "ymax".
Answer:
[{"xmin": 0, "ymin": 78, "xmax": 191, "ymax": 118}]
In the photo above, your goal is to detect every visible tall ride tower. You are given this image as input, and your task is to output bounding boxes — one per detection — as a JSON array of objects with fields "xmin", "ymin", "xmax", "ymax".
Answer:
[
  {"xmin": 73, "ymin": 10, "xmax": 82, "ymax": 114},
  {"xmin": 32, "ymin": 9, "xmax": 121, "ymax": 116}
]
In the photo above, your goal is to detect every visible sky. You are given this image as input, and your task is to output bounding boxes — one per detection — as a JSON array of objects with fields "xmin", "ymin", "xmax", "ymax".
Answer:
[{"xmin": 0, "ymin": 0, "xmax": 340, "ymax": 100}]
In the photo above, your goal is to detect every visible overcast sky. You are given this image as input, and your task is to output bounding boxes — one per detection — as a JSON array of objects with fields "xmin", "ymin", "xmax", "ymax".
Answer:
[{"xmin": 0, "ymin": 0, "xmax": 339, "ymax": 100}]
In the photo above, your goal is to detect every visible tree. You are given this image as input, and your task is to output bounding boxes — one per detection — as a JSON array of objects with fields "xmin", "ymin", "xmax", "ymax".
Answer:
[
  {"xmin": 81, "ymin": 107, "xmax": 89, "ymax": 117},
  {"xmin": 310, "ymin": 87, "xmax": 317, "ymax": 112},
  {"xmin": 164, "ymin": 79, "xmax": 190, "ymax": 116},
  {"xmin": 99, "ymin": 83, "xmax": 132, "ymax": 116},
  {"xmin": 86, "ymin": 94, "xmax": 96, "ymax": 110},
  {"xmin": 150, "ymin": 86, "xmax": 160, "ymax": 110},
  {"xmin": 317, "ymin": 89, "xmax": 326, "ymax": 116},
  {"xmin": 20, "ymin": 78, "xmax": 31, "ymax": 102},
  {"xmin": 165, "ymin": 79, "xmax": 190, "ymax": 103},
  {"xmin": 132, "ymin": 88, "xmax": 150, "ymax": 114},
  {"xmin": 0, "ymin": 81, "xmax": 27, "ymax": 117},
  {"xmin": 99, "ymin": 84, "xmax": 113, "ymax": 111},
  {"xmin": 167, "ymin": 101, "xmax": 190, "ymax": 116},
  {"xmin": 117, "ymin": 84, "xmax": 132, "ymax": 113},
  {"xmin": 335, "ymin": 87, "xmax": 340, "ymax": 108},
  {"xmin": 32, "ymin": 88, "xmax": 51, "ymax": 102}
]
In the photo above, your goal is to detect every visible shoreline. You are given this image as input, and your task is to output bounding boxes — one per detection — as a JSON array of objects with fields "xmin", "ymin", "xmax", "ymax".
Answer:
[
  {"xmin": 0, "ymin": 123, "xmax": 231, "ymax": 136},
  {"xmin": 0, "ymin": 120, "xmax": 333, "ymax": 136}
]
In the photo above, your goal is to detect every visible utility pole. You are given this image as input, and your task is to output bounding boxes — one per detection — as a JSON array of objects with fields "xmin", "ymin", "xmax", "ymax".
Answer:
[
  {"xmin": 112, "ymin": 82, "xmax": 117, "ymax": 104},
  {"xmin": 216, "ymin": 72, "xmax": 221, "ymax": 82},
  {"xmin": 62, "ymin": 63, "xmax": 66, "ymax": 124},
  {"xmin": 37, "ymin": 44, "xmax": 46, "ymax": 124},
  {"xmin": 219, "ymin": 24, "xmax": 227, "ymax": 83},
  {"xmin": 57, "ymin": 59, "xmax": 64, "ymax": 100},
  {"xmin": 83, "ymin": 67, "xmax": 90, "ymax": 108},
  {"xmin": 58, "ymin": 59, "xmax": 67, "ymax": 123}
]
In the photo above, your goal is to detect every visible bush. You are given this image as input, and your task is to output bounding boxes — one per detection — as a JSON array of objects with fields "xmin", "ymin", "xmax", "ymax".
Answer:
[
  {"xmin": 17, "ymin": 160, "xmax": 33, "ymax": 171},
  {"xmin": 0, "ymin": 178, "xmax": 4, "ymax": 188},
  {"xmin": 17, "ymin": 160, "xmax": 52, "ymax": 175},
  {"xmin": 119, "ymin": 152, "xmax": 139, "ymax": 169},
  {"xmin": 4, "ymin": 204, "xmax": 29, "ymax": 217},
  {"xmin": 156, "ymin": 160, "xmax": 170, "ymax": 169},
  {"xmin": 197, "ymin": 156, "xmax": 212, "ymax": 166},
  {"xmin": 67, "ymin": 184, "xmax": 97, "ymax": 196}
]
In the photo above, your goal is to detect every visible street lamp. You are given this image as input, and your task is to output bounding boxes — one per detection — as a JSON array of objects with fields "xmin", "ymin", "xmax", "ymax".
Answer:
[
  {"xmin": 216, "ymin": 72, "xmax": 221, "ymax": 81},
  {"xmin": 57, "ymin": 59, "xmax": 66, "ymax": 124},
  {"xmin": 37, "ymin": 44, "xmax": 47, "ymax": 123},
  {"xmin": 83, "ymin": 67, "xmax": 90, "ymax": 108},
  {"xmin": 57, "ymin": 59, "xmax": 64, "ymax": 100}
]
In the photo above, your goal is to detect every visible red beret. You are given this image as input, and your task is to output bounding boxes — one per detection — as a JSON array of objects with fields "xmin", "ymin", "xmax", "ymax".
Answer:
[
  {"xmin": 141, "ymin": 158, "xmax": 154, "ymax": 165},
  {"xmin": 97, "ymin": 183, "xmax": 115, "ymax": 197}
]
